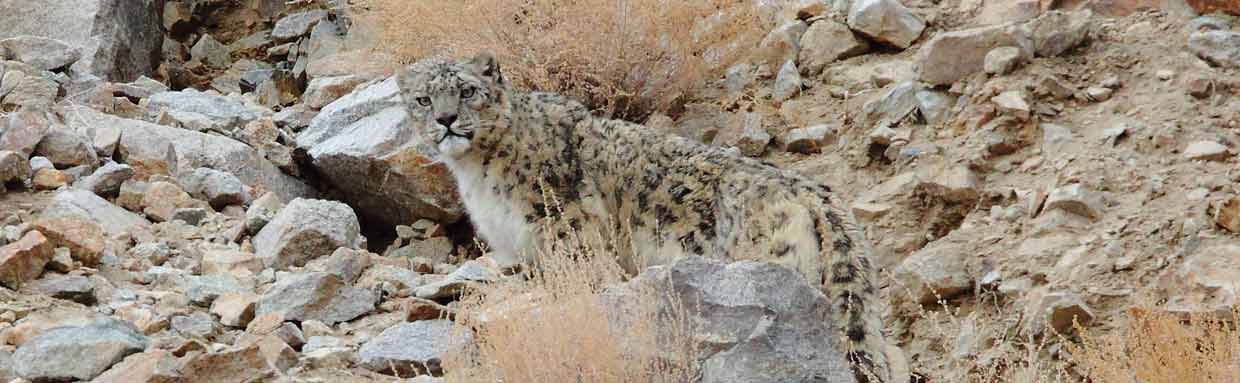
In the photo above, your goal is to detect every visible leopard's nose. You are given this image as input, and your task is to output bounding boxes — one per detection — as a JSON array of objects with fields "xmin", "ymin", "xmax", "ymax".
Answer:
[{"xmin": 437, "ymin": 115, "xmax": 458, "ymax": 127}]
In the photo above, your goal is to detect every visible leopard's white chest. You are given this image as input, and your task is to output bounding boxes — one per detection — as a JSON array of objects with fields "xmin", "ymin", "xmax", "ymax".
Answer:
[{"xmin": 444, "ymin": 158, "xmax": 534, "ymax": 268}]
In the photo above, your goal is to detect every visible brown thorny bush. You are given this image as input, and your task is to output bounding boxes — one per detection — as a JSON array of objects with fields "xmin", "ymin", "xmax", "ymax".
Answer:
[
  {"xmin": 888, "ymin": 272, "xmax": 1240, "ymax": 383},
  {"xmin": 354, "ymin": 0, "xmax": 771, "ymax": 121},
  {"xmin": 1069, "ymin": 306, "xmax": 1240, "ymax": 383},
  {"xmin": 440, "ymin": 191, "xmax": 700, "ymax": 382}
]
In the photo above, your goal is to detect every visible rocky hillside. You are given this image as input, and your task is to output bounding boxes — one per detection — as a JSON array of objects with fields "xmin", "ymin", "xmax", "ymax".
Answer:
[{"xmin": 1, "ymin": 0, "xmax": 1239, "ymax": 382}]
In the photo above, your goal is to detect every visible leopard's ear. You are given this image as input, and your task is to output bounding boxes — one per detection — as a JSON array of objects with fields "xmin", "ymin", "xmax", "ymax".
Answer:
[
  {"xmin": 396, "ymin": 64, "xmax": 418, "ymax": 95},
  {"xmin": 469, "ymin": 51, "xmax": 505, "ymax": 85}
]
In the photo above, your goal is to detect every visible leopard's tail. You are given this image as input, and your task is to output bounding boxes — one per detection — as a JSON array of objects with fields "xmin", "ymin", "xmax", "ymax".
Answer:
[{"xmin": 802, "ymin": 188, "xmax": 901, "ymax": 383}]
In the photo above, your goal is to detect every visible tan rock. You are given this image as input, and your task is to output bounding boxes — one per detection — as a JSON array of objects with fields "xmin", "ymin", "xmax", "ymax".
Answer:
[
  {"xmin": 92, "ymin": 350, "xmax": 182, "ymax": 383},
  {"xmin": 26, "ymin": 217, "xmax": 106, "ymax": 267},
  {"xmin": 31, "ymin": 168, "xmax": 67, "ymax": 190},
  {"xmin": 2, "ymin": 307, "xmax": 102, "ymax": 346},
  {"xmin": 179, "ymin": 344, "xmax": 275, "ymax": 383},
  {"xmin": 847, "ymin": 0, "xmax": 926, "ymax": 49},
  {"xmin": 712, "ymin": 113, "xmax": 771, "ymax": 157},
  {"xmin": 976, "ymin": 0, "xmax": 1040, "ymax": 25},
  {"xmin": 252, "ymin": 335, "xmax": 297, "ymax": 371},
  {"xmin": 142, "ymin": 181, "xmax": 201, "ymax": 222},
  {"xmin": 917, "ymin": 23, "xmax": 1033, "ymax": 85},
  {"xmin": 782, "ymin": 124, "xmax": 838, "ymax": 154},
  {"xmin": 919, "ymin": 165, "xmax": 980, "ymax": 203},
  {"xmin": 245, "ymin": 311, "xmax": 286, "ymax": 336},
  {"xmin": 114, "ymin": 304, "xmax": 167, "ymax": 335},
  {"xmin": 300, "ymin": 320, "xmax": 333, "ymax": 338},
  {"xmin": 1166, "ymin": 244, "xmax": 1240, "ymax": 314},
  {"xmin": 116, "ymin": 179, "xmax": 149, "ymax": 212},
  {"xmin": 1044, "ymin": 183, "xmax": 1104, "ymax": 220},
  {"xmin": 1217, "ymin": 197, "xmax": 1240, "ymax": 233},
  {"xmin": 797, "ymin": 20, "xmax": 870, "ymax": 76},
  {"xmin": 202, "ymin": 250, "xmax": 263, "ymax": 276},
  {"xmin": 211, "ymin": 293, "xmax": 257, "ymax": 328},
  {"xmin": 404, "ymin": 297, "xmax": 454, "ymax": 322},
  {"xmin": 756, "ymin": 21, "xmax": 808, "ymax": 70},
  {"xmin": 992, "ymin": 90, "xmax": 1031, "ymax": 120},
  {"xmin": 894, "ymin": 240, "xmax": 973, "ymax": 305},
  {"xmin": 1184, "ymin": 140, "xmax": 1232, "ymax": 161},
  {"xmin": 0, "ymin": 231, "xmax": 53, "ymax": 289},
  {"xmin": 303, "ymin": 75, "xmax": 367, "ymax": 109},
  {"xmin": 1024, "ymin": 291, "xmax": 1094, "ymax": 335}
]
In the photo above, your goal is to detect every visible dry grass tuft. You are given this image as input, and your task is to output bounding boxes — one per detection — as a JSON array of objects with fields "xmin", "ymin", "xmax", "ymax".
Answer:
[
  {"xmin": 1069, "ymin": 307, "xmax": 1240, "ymax": 383},
  {"xmin": 441, "ymin": 205, "xmax": 699, "ymax": 382},
  {"xmin": 353, "ymin": 0, "xmax": 770, "ymax": 121}
]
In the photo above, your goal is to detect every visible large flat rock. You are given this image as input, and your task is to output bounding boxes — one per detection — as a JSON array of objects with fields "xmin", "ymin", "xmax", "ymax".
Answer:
[
  {"xmin": 0, "ymin": 0, "xmax": 162, "ymax": 81},
  {"xmin": 60, "ymin": 105, "xmax": 315, "ymax": 202},
  {"xmin": 297, "ymin": 77, "xmax": 463, "ymax": 227}
]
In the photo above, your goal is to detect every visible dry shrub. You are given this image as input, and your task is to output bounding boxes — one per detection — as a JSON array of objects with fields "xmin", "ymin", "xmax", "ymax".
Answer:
[
  {"xmin": 353, "ymin": 0, "xmax": 770, "ymax": 120},
  {"xmin": 886, "ymin": 270, "xmax": 1075, "ymax": 383},
  {"xmin": 441, "ymin": 214, "xmax": 699, "ymax": 382},
  {"xmin": 1069, "ymin": 307, "xmax": 1240, "ymax": 383}
]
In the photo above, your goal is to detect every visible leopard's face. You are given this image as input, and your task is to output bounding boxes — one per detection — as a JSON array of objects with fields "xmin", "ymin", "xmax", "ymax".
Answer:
[{"xmin": 397, "ymin": 53, "xmax": 507, "ymax": 159}]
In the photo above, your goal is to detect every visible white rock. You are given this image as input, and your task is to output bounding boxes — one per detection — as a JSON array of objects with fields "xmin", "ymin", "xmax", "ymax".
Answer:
[
  {"xmin": 992, "ymin": 90, "xmax": 1030, "ymax": 120},
  {"xmin": 1184, "ymin": 140, "xmax": 1231, "ymax": 161},
  {"xmin": 772, "ymin": 60, "xmax": 802, "ymax": 103},
  {"xmin": 797, "ymin": 20, "xmax": 869, "ymax": 76},
  {"xmin": 1044, "ymin": 183, "xmax": 1104, "ymax": 220},
  {"xmin": 917, "ymin": 23, "xmax": 1033, "ymax": 85},
  {"xmin": 847, "ymin": 0, "xmax": 926, "ymax": 49},
  {"xmin": 253, "ymin": 198, "xmax": 365, "ymax": 270},
  {"xmin": 983, "ymin": 46, "xmax": 1023, "ymax": 75}
]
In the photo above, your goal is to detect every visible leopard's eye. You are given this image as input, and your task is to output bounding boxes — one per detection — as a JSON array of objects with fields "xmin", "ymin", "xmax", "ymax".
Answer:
[
  {"xmin": 461, "ymin": 87, "xmax": 476, "ymax": 99},
  {"xmin": 416, "ymin": 97, "xmax": 431, "ymax": 106}
]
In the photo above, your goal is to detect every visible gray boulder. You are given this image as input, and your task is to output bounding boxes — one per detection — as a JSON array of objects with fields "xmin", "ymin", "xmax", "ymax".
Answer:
[
  {"xmin": 297, "ymin": 77, "xmax": 464, "ymax": 227},
  {"xmin": 74, "ymin": 161, "xmax": 133, "ymax": 197},
  {"xmin": 0, "ymin": 36, "xmax": 80, "ymax": 71},
  {"xmin": 145, "ymin": 90, "xmax": 261, "ymax": 133},
  {"xmin": 42, "ymin": 188, "xmax": 150, "ymax": 237},
  {"xmin": 183, "ymin": 275, "xmax": 252, "ymax": 307},
  {"xmin": 798, "ymin": 20, "xmax": 870, "ymax": 76},
  {"xmin": 414, "ymin": 258, "xmax": 500, "ymax": 299},
  {"xmin": 0, "ymin": 108, "xmax": 52, "ymax": 156},
  {"xmin": 0, "ymin": 0, "xmax": 162, "ymax": 81},
  {"xmin": 180, "ymin": 167, "xmax": 247, "ymax": 209},
  {"xmin": 253, "ymin": 198, "xmax": 365, "ymax": 269},
  {"xmin": 34, "ymin": 127, "xmax": 98, "ymax": 168},
  {"xmin": 358, "ymin": 320, "xmax": 471, "ymax": 376},
  {"xmin": 772, "ymin": 60, "xmax": 802, "ymax": 103},
  {"xmin": 256, "ymin": 272, "xmax": 377, "ymax": 325},
  {"xmin": 861, "ymin": 81, "xmax": 921, "ymax": 127},
  {"xmin": 893, "ymin": 240, "xmax": 973, "ymax": 305},
  {"xmin": 1029, "ymin": 10, "xmax": 1091, "ymax": 57},
  {"xmin": 272, "ymin": 10, "xmax": 329, "ymax": 42},
  {"xmin": 62, "ymin": 105, "xmax": 314, "ymax": 201},
  {"xmin": 847, "ymin": 0, "xmax": 925, "ymax": 49},
  {"xmin": 782, "ymin": 124, "xmax": 838, "ymax": 154},
  {"xmin": 12, "ymin": 318, "xmax": 149, "ymax": 381},
  {"xmin": 0, "ymin": 69, "xmax": 58, "ymax": 110},
  {"xmin": 24, "ymin": 274, "xmax": 97, "ymax": 305},
  {"xmin": 0, "ymin": 150, "xmax": 30, "ymax": 185},
  {"xmin": 189, "ymin": 34, "xmax": 230, "ymax": 69},
  {"xmin": 245, "ymin": 192, "xmax": 283, "ymax": 234},
  {"xmin": 604, "ymin": 256, "xmax": 859, "ymax": 383},
  {"xmin": 1190, "ymin": 30, "xmax": 1240, "ymax": 69},
  {"xmin": 917, "ymin": 22, "xmax": 1033, "ymax": 85}
]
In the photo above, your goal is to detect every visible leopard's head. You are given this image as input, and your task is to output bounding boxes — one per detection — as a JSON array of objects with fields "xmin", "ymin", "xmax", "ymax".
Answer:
[{"xmin": 397, "ymin": 52, "xmax": 507, "ymax": 159}]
